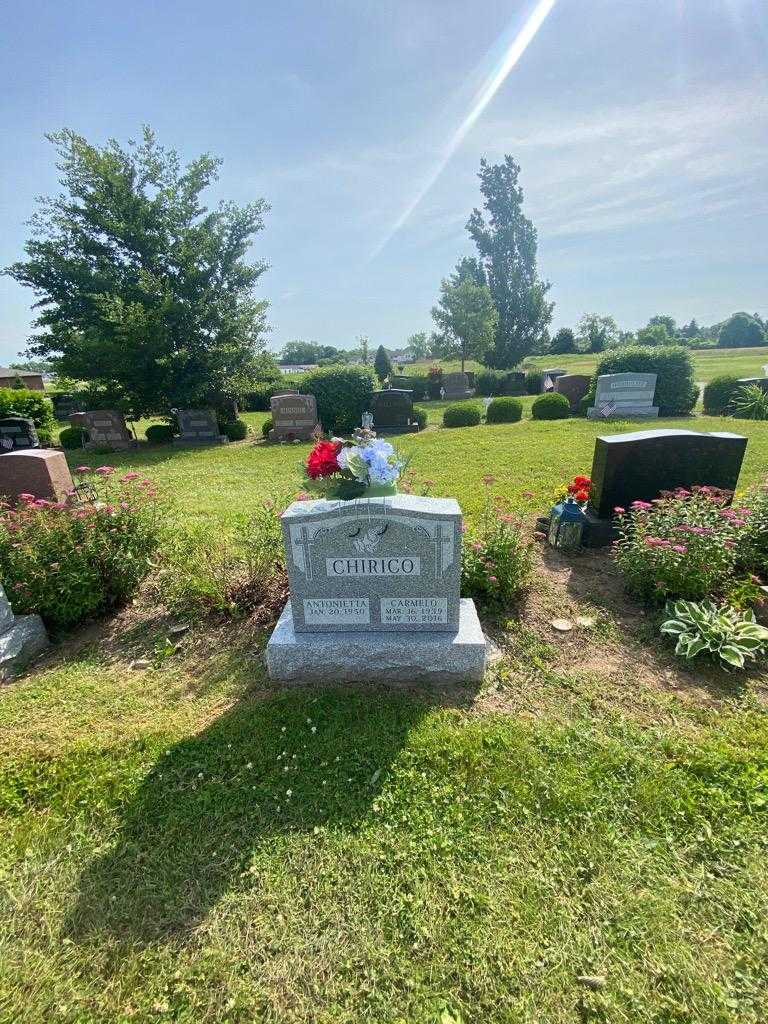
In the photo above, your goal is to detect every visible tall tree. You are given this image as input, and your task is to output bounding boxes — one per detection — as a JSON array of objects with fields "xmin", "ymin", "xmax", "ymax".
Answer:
[
  {"xmin": 718, "ymin": 312, "xmax": 767, "ymax": 348},
  {"xmin": 576, "ymin": 314, "xmax": 619, "ymax": 353},
  {"xmin": 450, "ymin": 255, "xmax": 486, "ymax": 288},
  {"xmin": 466, "ymin": 156, "xmax": 553, "ymax": 368},
  {"xmin": 648, "ymin": 315, "xmax": 676, "ymax": 336},
  {"xmin": 549, "ymin": 327, "xmax": 576, "ymax": 355},
  {"xmin": 355, "ymin": 335, "xmax": 371, "ymax": 365},
  {"xmin": 406, "ymin": 331, "xmax": 429, "ymax": 360},
  {"xmin": 5, "ymin": 128, "xmax": 270, "ymax": 417},
  {"xmin": 374, "ymin": 344, "xmax": 393, "ymax": 383},
  {"xmin": 280, "ymin": 340, "xmax": 321, "ymax": 364},
  {"xmin": 431, "ymin": 276, "xmax": 497, "ymax": 373}
]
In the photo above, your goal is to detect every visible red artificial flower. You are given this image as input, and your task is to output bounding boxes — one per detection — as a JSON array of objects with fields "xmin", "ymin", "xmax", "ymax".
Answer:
[
  {"xmin": 567, "ymin": 483, "xmax": 579, "ymax": 495},
  {"xmin": 574, "ymin": 489, "xmax": 590, "ymax": 502},
  {"xmin": 574, "ymin": 475, "xmax": 591, "ymax": 487},
  {"xmin": 306, "ymin": 440, "xmax": 342, "ymax": 479}
]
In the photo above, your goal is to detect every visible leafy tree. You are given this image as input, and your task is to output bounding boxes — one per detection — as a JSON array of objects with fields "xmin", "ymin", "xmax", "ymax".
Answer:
[
  {"xmin": 680, "ymin": 319, "xmax": 700, "ymax": 339},
  {"xmin": 354, "ymin": 335, "xmax": 371, "ymax": 365},
  {"xmin": 466, "ymin": 156, "xmax": 553, "ymax": 369},
  {"xmin": 431, "ymin": 276, "xmax": 498, "ymax": 372},
  {"xmin": 718, "ymin": 312, "xmax": 767, "ymax": 348},
  {"xmin": 5, "ymin": 127, "xmax": 270, "ymax": 417},
  {"xmin": 450, "ymin": 255, "xmax": 486, "ymax": 288},
  {"xmin": 577, "ymin": 314, "xmax": 619, "ymax": 353},
  {"xmin": 549, "ymin": 327, "xmax": 576, "ymax": 355},
  {"xmin": 9, "ymin": 358, "xmax": 54, "ymax": 374},
  {"xmin": 406, "ymin": 331, "xmax": 429, "ymax": 360},
  {"xmin": 648, "ymin": 315, "xmax": 676, "ymax": 336},
  {"xmin": 636, "ymin": 323, "xmax": 674, "ymax": 347},
  {"xmin": 374, "ymin": 344, "xmax": 392, "ymax": 383},
  {"xmin": 280, "ymin": 340, "xmax": 320, "ymax": 364}
]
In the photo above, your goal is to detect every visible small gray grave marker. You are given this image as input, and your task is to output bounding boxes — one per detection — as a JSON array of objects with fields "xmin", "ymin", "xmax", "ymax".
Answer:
[
  {"xmin": 587, "ymin": 373, "xmax": 659, "ymax": 420},
  {"xmin": 84, "ymin": 411, "xmax": 134, "ymax": 450},
  {"xmin": 174, "ymin": 408, "xmax": 224, "ymax": 445},
  {"xmin": 269, "ymin": 394, "xmax": 319, "ymax": 441}
]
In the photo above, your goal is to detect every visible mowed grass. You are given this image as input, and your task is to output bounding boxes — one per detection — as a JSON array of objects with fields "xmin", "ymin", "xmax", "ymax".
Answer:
[{"xmin": 2, "ymin": 414, "xmax": 768, "ymax": 1022}]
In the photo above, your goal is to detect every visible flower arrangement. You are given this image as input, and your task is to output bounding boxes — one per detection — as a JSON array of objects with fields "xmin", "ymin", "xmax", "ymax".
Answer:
[
  {"xmin": 303, "ymin": 429, "xmax": 406, "ymax": 500},
  {"xmin": 553, "ymin": 474, "xmax": 592, "ymax": 506}
]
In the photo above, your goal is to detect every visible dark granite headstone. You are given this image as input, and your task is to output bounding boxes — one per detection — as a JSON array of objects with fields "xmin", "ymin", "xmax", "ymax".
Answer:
[
  {"xmin": 370, "ymin": 390, "xmax": 418, "ymax": 433},
  {"xmin": 174, "ymin": 408, "xmax": 224, "ymax": 445},
  {"xmin": 737, "ymin": 378, "xmax": 768, "ymax": 394},
  {"xmin": 502, "ymin": 372, "xmax": 526, "ymax": 396},
  {"xmin": 442, "ymin": 372, "xmax": 473, "ymax": 399},
  {"xmin": 589, "ymin": 428, "xmax": 748, "ymax": 519},
  {"xmin": 555, "ymin": 374, "xmax": 591, "ymax": 411},
  {"xmin": 52, "ymin": 394, "xmax": 84, "ymax": 420},
  {"xmin": 0, "ymin": 416, "xmax": 39, "ymax": 451},
  {"xmin": 389, "ymin": 375, "xmax": 413, "ymax": 391}
]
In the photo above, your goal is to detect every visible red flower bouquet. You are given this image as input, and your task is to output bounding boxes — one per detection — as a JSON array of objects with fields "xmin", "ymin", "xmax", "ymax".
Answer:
[
  {"xmin": 565, "ymin": 474, "xmax": 592, "ymax": 506},
  {"xmin": 306, "ymin": 440, "xmax": 342, "ymax": 479}
]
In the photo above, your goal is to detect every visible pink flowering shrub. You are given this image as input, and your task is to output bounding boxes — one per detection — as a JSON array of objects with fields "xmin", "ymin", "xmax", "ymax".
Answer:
[
  {"xmin": 461, "ymin": 480, "xmax": 532, "ymax": 607},
  {"xmin": 0, "ymin": 468, "xmax": 165, "ymax": 631},
  {"xmin": 613, "ymin": 486, "xmax": 753, "ymax": 604}
]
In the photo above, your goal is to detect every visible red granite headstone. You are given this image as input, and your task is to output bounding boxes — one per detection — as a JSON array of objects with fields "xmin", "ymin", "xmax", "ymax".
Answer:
[{"xmin": 0, "ymin": 450, "xmax": 74, "ymax": 504}]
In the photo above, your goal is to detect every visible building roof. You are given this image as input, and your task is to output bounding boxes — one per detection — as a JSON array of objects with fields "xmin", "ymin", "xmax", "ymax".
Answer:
[{"xmin": 0, "ymin": 366, "xmax": 43, "ymax": 378}]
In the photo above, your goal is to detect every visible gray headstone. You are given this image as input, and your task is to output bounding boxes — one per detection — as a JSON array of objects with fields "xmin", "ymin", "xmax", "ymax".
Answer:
[
  {"xmin": 0, "ymin": 613, "xmax": 49, "ymax": 681},
  {"xmin": 269, "ymin": 394, "xmax": 319, "ymax": 441},
  {"xmin": 736, "ymin": 378, "xmax": 768, "ymax": 394},
  {"xmin": 587, "ymin": 373, "xmax": 659, "ymax": 419},
  {"xmin": 370, "ymin": 390, "xmax": 416, "ymax": 433},
  {"xmin": 0, "ymin": 416, "xmax": 39, "ymax": 451},
  {"xmin": 84, "ymin": 411, "xmax": 133, "ymax": 450},
  {"xmin": 280, "ymin": 495, "xmax": 462, "ymax": 633},
  {"xmin": 174, "ymin": 408, "xmax": 223, "ymax": 445},
  {"xmin": 589, "ymin": 428, "xmax": 747, "ymax": 518},
  {"xmin": 0, "ymin": 583, "xmax": 15, "ymax": 634},
  {"xmin": 442, "ymin": 372, "xmax": 473, "ymax": 399}
]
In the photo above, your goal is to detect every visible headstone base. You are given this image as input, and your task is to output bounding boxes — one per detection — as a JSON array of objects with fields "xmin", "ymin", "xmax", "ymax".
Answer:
[
  {"xmin": 0, "ymin": 614, "xmax": 49, "ymax": 682},
  {"xmin": 173, "ymin": 436, "xmax": 227, "ymax": 446},
  {"xmin": 266, "ymin": 598, "xmax": 488, "ymax": 684},
  {"xmin": 587, "ymin": 406, "xmax": 659, "ymax": 420},
  {"xmin": 536, "ymin": 512, "xmax": 617, "ymax": 549}
]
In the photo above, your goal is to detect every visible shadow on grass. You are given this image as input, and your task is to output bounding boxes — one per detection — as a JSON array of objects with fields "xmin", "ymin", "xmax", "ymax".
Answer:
[{"xmin": 65, "ymin": 683, "xmax": 477, "ymax": 946}]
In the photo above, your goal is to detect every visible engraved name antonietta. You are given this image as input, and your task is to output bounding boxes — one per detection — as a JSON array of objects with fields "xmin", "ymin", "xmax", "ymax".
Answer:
[{"xmin": 325, "ymin": 556, "xmax": 421, "ymax": 577}]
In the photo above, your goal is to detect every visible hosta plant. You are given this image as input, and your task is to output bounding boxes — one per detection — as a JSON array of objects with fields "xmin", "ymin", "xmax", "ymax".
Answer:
[{"xmin": 661, "ymin": 599, "xmax": 768, "ymax": 669}]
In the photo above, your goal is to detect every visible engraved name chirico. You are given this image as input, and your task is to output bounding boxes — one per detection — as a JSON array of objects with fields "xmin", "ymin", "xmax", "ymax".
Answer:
[{"xmin": 325, "ymin": 556, "xmax": 421, "ymax": 577}]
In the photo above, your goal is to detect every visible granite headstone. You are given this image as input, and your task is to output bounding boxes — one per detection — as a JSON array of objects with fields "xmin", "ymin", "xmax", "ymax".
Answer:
[
  {"xmin": 589, "ymin": 428, "xmax": 747, "ymax": 519},
  {"xmin": 0, "ymin": 582, "xmax": 49, "ymax": 682},
  {"xmin": 587, "ymin": 373, "xmax": 659, "ymax": 420},
  {"xmin": 84, "ymin": 410, "xmax": 134, "ymax": 450},
  {"xmin": 502, "ymin": 372, "xmax": 526, "ymax": 396},
  {"xmin": 0, "ymin": 450, "xmax": 74, "ymax": 504},
  {"xmin": 555, "ymin": 374, "xmax": 591, "ymax": 411},
  {"xmin": 52, "ymin": 394, "xmax": 84, "ymax": 420},
  {"xmin": 269, "ymin": 394, "xmax": 319, "ymax": 442},
  {"xmin": 737, "ymin": 377, "xmax": 768, "ymax": 395},
  {"xmin": 174, "ymin": 408, "xmax": 225, "ymax": 446},
  {"xmin": 541, "ymin": 368, "xmax": 567, "ymax": 392},
  {"xmin": 442, "ymin": 372, "xmax": 473, "ymax": 399},
  {"xmin": 370, "ymin": 390, "xmax": 418, "ymax": 433},
  {"xmin": 0, "ymin": 416, "xmax": 39, "ymax": 451}
]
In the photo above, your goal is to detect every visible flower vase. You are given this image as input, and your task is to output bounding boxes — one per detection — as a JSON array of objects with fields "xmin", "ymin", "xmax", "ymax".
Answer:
[{"xmin": 361, "ymin": 482, "xmax": 398, "ymax": 498}]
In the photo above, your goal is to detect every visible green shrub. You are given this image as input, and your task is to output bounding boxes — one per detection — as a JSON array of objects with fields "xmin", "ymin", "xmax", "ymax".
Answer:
[
  {"xmin": 531, "ymin": 393, "xmax": 570, "ymax": 420},
  {"xmin": 585, "ymin": 346, "xmax": 697, "ymax": 416},
  {"xmin": 462, "ymin": 491, "xmax": 532, "ymax": 607},
  {"xmin": 525, "ymin": 370, "xmax": 542, "ymax": 394},
  {"xmin": 0, "ymin": 387, "xmax": 55, "ymax": 434},
  {"xmin": 405, "ymin": 375, "xmax": 428, "ymax": 401},
  {"xmin": 243, "ymin": 378, "xmax": 305, "ymax": 411},
  {"xmin": 476, "ymin": 369, "xmax": 504, "ymax": 396},
  {"xmin": 703, "ymin": 375, "xmax": 742, "ymax": 415},
  {"xmin": 59, "ymin": 426, "xmax": 85, "ymax": 450},
  {"xmin": 222, "ymin": 418, "xmax": 248, "ymax": 441},
  {"xmin": 740, "ymin": 477, "xmax": 768, "ymax": 573},
  {"xmin": 0, "ymin": 470, "xmax": 164, "ymax": 631},
  {"xmin": 486, "ymin": 397, "xmax": 523, "ymax": 423},
  {"xmin": 262, "ymin": 417, "xmax": 273, "ymax": 438},
  {"xmin": 661, "ymin": 600, "xmax": 768, "ymax": 669},
  {"xmin": 145, "ymin": 423, "xmax": 175, "ymax": 444},
  {"xmin": 412, "ymin": 407, "xmax": 427, "ymax": 430},
  {"xmin": 443, "ymin": 403, "xmax": 482, "ymax": 428},
  {"xmin": 731, "ymin": 384, "xmax": 768, "ymax": 421},
  {"xmin": 300, "ymin": 366, "xmax": 375, "ymax": 434}
]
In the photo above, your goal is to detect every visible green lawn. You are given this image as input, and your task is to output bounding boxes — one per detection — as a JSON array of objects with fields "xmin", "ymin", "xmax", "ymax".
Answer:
[{"xmin": 2, "ymin": 414, "xmax": 768, "ymax": 1022}]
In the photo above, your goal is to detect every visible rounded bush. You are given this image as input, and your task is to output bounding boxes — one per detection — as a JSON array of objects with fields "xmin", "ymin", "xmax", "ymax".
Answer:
[
  {"xmin": 145, "ymin": 424, "xmax": 175, "ymax": 445},
  {"xmin": 584, "ymin": 345, "xmax": 697, "ymax": 416},
  {"xmin": 718, "ymin": 312, "xmax": 766, "ymax": 349},
  {"xmin": 261, "ymin": 416, "xmax": 273, "ymax": 438},
  {"xmin": 525, "ymin": 370, "xmax": 542, "ymax": 394},
  {"xmin": 59, "ymin": 425, "xmax": 85, "ymax": 450},
  {"xmin": 243, "ymin": 378, "xmax": 304, "ymax": 411},
  {"xmin": 486, "ymin": 397, "xmax": 523, "ymax": 423},
  {"xmin": 222, "ymin": 418, "xmax": 248, "ymax": 441},
  {"xmin": 300, "ymin": 365, "xmax": 375, "ymax": 434},
  {"xmin": 703, "ymin": 375, "xmax": 743, "ymax": 415},
  {"xmin": 531, "ymin": 393, "xmax": 570, "ymax": 420},
  {"xmin": 412, "ymin": 407, "xmax": 427, "ymax": 430},
  {"xmin": 443, "ymin": 402, "xmax": 482, "ymax": 428}
]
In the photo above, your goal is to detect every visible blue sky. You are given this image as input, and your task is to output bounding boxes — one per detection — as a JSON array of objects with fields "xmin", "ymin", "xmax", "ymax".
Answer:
[{"xmin": 1, "ymin": 0, "xmax": 766, "ymax": 362}]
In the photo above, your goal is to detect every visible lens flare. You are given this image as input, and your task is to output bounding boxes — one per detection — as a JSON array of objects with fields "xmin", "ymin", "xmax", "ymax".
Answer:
[{"xmin": 368, "ymin": 0, "xmax": 558, "ymax": 261}]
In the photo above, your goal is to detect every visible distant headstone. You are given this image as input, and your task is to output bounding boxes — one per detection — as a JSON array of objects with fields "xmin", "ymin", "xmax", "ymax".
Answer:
[
  {"xmin": 555, "ymin": 374, "xmax": 591, "ymax": 411},
  {"xmin": 589, "ymin": 428, "xmax": 747, "ymax": 519},
  {"xmin": 442, "ymin": 372, "xmax": 473, "ymax": 399},
  {"xmin": 271, "ymin": 388, "xmax": 299, "ymax": 397},
  {"xmin": 84, "ymin": 411, "xmax": 134, "ymax": 450},
  {"xmin": 174, "ymin": 408, "xmax": 225, "ymax": 446},
  {"xmin": 502, "ymin": 372, "xmax": 526, "ymax": 396},
  {"xmin": 464, "ymin": 371, "xmax": 476, "ymax": 387},
  {"xmin": 68, "ymin": 412, "xmax": 88, "ymax": 429},
  {"xmin": 541, "ymin": 368, "xmax": 567, "ymax": 392},
  {"xmin": 266, "ymin": 495, "xmax": 488, "ymax": 683},
  {"xmin": 52, "ymin": 394, "xmax": 84, "ymax": 420},
  {"xmin": 0, "ymin": 582, "xmax": 48, "ymax": 682},
  {"xmin": 737, "ymin": 377, "xmax": 768, "ymax": 394},
  {"xmin": 0, "ymin": 416, "xmax": 39, "ymax": 451},
  {"xmin": 269, "ymin": 393, "xmax": 319, "ymax": 441},
  {"xmin": 587, "ymin": 373, "xmax": 659, "ymax": 419},
  {"xmin": 0, "ymin": 450, "xmax": 74, "ymax": 504},
  {"xmin": 389, "ymin": 375, "xmax": 412, "ymax": 391},
  {"xmin": 370, "ymin": 390, "xmax": 418, "ymax": 433}
]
